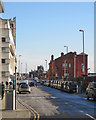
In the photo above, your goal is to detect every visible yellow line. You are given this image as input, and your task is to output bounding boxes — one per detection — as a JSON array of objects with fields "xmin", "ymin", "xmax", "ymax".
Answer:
[
  {"xmin": 18, "ymin": 98, "xmax": 36, "ymax": 118},
  {"xmin": 18, "ymin": 97, "xmax": 38, "ymax": 120}
]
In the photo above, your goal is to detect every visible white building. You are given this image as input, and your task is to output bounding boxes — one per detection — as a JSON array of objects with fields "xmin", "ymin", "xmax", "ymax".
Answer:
[
  {"xmin": 0, "ymin": 16, "xmax": 17, "ymax": 83},
  {"xmin": 0, "ymin": 0, "xmax": 4, "ymax": 13}
]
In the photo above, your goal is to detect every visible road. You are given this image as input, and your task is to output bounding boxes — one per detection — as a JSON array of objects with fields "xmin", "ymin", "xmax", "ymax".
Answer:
[{"xmin": 17, "ymin": 83, "xmax": 96, "ymax": 119}]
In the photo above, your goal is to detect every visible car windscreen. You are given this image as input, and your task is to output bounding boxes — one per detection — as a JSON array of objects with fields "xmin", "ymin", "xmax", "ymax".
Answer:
[{"xmin": 20, "ymin": 84, "xmax": 29, "ymax": 88}]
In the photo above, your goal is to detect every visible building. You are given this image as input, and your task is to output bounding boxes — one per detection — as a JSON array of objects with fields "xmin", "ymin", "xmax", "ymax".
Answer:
[
  {"xmin": 0, "ymin": 0, "xmax": 4, "ymax": 13},
  {"xmin": 29, "ymin": 65, "xmax": 47, "ymax": 80},
  {"xmin": 0, "ymin": 17, "xmax": 17, "ymax": 83},
  {"xmin": 48, "ymin": 52, "xmax": 88, "ymax": 80}
]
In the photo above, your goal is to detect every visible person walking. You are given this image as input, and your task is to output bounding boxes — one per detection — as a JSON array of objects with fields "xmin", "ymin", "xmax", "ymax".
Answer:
[
  {"xmin": 6, "ymin": 81, "xmax": 8, "ymax": 89},
  {"xmin": 1, "ymin": 81, "xmax": 5, "ymax": 100}
]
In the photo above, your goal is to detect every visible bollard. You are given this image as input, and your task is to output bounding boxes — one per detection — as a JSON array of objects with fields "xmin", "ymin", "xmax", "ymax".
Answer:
[
  {"xmin": 13, "ymin": 90, "xmax": 15, "ymax": 110},
  {"xmin": 77, "ymin": 85, "xmax": 81, "ymax": 94}
]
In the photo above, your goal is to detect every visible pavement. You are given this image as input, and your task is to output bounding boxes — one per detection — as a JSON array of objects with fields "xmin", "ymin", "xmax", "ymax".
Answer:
[{"xmin": 0, "ymin": 93, "xmax": 31, "ymax": 120}]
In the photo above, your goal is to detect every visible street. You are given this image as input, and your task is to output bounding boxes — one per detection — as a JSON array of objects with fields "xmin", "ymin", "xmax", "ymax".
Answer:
[{"xmin": 17, "ymin": 83, "xmax": 96, "ymax": 119}]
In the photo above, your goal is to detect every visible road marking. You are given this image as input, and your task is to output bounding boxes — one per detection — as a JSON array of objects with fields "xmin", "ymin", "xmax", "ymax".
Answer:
[
  {"xmin": 64, "ymin": 102, "xmax": 68, "ymax": 104},
  {"xmin": 17, "ymin": 98, "xmax": 36, "ymax": 119},
  {"xmin": 79, "ymin": 110, "xmax": 84, "ymax": 113},
  {"xmin": 18, "ymin": 97, "xmax": 40, "ymax": 120},
  {"xmin": 86, "ymin": 114, "xmax": 96, "ymax": 120}
]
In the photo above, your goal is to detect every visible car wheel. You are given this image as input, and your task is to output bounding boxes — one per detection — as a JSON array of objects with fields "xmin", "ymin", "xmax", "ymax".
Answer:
[
  {"xmin": 29, "ymin": 91, "xmax": 31, "ymax": 94},
  {"xmin": 87, "ymin": 96, "xmax": 89, "ymax": 100}
]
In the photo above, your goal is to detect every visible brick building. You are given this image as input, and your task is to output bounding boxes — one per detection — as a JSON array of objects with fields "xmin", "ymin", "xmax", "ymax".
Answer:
[{"xmin": 48, "ymin": 52, "xmax": 88, "ymax": 80}]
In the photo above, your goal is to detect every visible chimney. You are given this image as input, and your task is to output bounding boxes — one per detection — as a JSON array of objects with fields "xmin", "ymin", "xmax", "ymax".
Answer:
[
  {"xmin": 74, "ymin": 52, "xmax": 77, "ymax": 55},
  {"xmin": 61, "ymin": 52, "xmax": 64, "ymax": 57},
  {"xmin": 51, "ymin": 55, "xmax": 54, "ymax": 61}
]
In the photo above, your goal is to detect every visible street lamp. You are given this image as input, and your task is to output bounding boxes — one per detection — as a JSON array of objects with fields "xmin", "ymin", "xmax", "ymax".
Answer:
[
  {"xmin": 64, "ymin": 46, "xmax": 68, "ymax": 54},
  {"xmin": 79, "ymin": 29, "xmax": 85, "ymax": 74},
  {"xmin": 18, "ymin": 55, "xmax": 22, "ymax": 73},
  {"xmin": 45, "ymin": 60, "xmax": 47, "ymax": 71},
  {"xmin": 45, "ymin": 60, "xmax": 47, "ymax": 80},
  {"xmin": 21, "ymin": 62, "xmax": 23, "ymax": 74}
]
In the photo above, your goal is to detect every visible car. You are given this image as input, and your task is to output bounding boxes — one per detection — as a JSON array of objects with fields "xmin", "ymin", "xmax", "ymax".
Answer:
[
  {"xmin": 66, "ymin": 81, "xmax": 77, "ymax": 93},
  {"xmin": 86, "ymin": 82, "xmax": 96, "ymax": 100},
  {"xmin": 18, "ymin": 84, "xmax": 31, "ymax": 94}
]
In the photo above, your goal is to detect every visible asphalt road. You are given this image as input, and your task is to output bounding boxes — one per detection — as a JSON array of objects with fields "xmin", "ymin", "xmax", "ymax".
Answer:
[{"xmin": 17, "ymin": 83, "xmax": 96, "ymax": 120}]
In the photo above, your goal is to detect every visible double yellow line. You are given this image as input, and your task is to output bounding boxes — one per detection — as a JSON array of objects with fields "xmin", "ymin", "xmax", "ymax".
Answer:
[{"xmin": 17, "ymin": 97, "xmax": 40, "ymax": 120}]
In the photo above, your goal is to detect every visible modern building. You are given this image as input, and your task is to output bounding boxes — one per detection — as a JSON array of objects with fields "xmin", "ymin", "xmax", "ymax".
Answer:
[
  {"xmin": 0, "ymin": 17, "xmax": 17, "ymax": 83},
  {"xmin": 48, "ymin": 52, "xmax": 88, "ymax": 80}
]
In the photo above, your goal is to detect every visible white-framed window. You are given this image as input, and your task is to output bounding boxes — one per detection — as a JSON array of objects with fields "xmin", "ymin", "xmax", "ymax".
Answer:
[
  {"xmin": 2, "ymin": 47, "xmax": 6, "ymax": 52},
  {"xmin": 56, "ymin": 73, "xmax": 58, "ymax": 77},
  {"xmin": 2, "ymin": 72, "xmax": 5, "ymax": 76},
  {"xmin": 69, "ymin": 63, "xmax": 71, "ymax": 68},
  {"xmin": 62, "ymin": 63, "xmax": 64, "ymax": 67},
  {"xmin": 81, "ymin": 64, "xmax": 84, "ymax": 72},
  {"xmin": 66, "ymin": 64, "xmax": 68, "ymax": 68}
]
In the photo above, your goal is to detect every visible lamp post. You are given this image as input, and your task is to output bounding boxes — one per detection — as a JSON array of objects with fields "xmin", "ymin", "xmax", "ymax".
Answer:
[
  {"xmin": 79, "ymin": 30, "xmax": 85, "ymax": 74},
  {"xmin": 21, "ymin": 62, "xmax": 23, "ymax": 80},
  {"xmin": 18, "ymin": 55, "xmax": 22, "ymax": 73},
  {"xmin": 45, "ymin": 60, "xmax": 47, "ymax": 71},
  {"xmin": 45, "ymin": 60, "xmax": 47, "ymax": 79},
  {"xmin": 64, "ymin": 46, "xmax": 68, "ymax": 54},
  {"xmin": 64, "ymin": 46, "xmax": 68, "ymax": 80}
]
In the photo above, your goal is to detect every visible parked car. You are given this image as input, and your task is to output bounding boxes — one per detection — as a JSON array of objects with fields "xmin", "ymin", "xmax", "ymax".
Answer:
[
  {"xmin": 28, "ymin": 80, "xmax": 34, "ymax": 87},
  {"xmin": 86, "ymin": 82, "xmax": 96, "ymax": 100},
  {"xmin": 63, "ymin": 81, "xmax": 77, "ymax": 93},
  {"xmin": 18, "ymin": 84, "xmax": 31, "ymax": 94}
]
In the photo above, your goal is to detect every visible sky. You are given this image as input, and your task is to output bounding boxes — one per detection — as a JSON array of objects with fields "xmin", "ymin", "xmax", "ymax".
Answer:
[{"xmin": 1, "ymin": 2, "xmax": 94, "ymax": 73}]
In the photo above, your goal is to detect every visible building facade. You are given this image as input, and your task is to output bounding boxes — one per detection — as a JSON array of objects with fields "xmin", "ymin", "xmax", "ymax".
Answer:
[
  {"xmin": 0, "ymin": 0, "xmax": 4, "ymax": 13},
  {"xmin": 48, "ymin": 52, "xmax": 88, "ymax": 80},
  {"xmin": 0, "ymin": 17, "xmax": 17, "ymax": 83}
]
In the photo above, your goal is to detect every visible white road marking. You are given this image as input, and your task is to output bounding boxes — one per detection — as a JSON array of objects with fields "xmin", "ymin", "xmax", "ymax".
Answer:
[
  {"xmin": 86, "ymin": 114, "xmax": 96, "ymax": 120},
  {"xmin": 79, "ymin": 110, "xmax": 84, "ymax": 113}
]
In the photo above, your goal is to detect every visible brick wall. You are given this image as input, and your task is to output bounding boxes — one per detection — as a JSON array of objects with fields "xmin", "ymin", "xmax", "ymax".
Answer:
[{"xmin": 48, "ymin": 52, "xmax": 88, "ymax": 80}]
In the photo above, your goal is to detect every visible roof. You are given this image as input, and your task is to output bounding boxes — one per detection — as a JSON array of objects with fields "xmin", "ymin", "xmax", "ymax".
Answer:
[
  {"xmin": 79, "ymin": 52, "xmax": 88, "ymax": 56},
  {"xmin": 0, "ymin": 0, "xmax": 4, "ymax": 13}
]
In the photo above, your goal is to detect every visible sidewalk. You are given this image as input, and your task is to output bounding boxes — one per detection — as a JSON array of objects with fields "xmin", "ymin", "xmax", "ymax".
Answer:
[{"xmin": 0, "ymin": 94, "xmax": 31, "ymax": 120}]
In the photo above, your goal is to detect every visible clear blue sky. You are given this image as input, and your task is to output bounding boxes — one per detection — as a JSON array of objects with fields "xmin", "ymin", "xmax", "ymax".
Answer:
[{"xmin": 2, "ymin": 2, "xmax": 94, "ymax": 73}]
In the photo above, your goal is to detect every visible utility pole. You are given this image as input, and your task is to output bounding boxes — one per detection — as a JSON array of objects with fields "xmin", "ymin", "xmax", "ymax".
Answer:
[
  {"xmin": 64, "ymin": 46, "xmax": 68, "ymax": 80},
  {"xmin": 79, "ymin": 29, "xmax": 85, "ymax": 92},
  {"xmin": 18, "ymin": 55, "xmax": 21, "ymax": 73},
  {"xmin": 45, "ymin": 60, "xmax": 47, "ymax": 71},
  {"xmin": 26, "ymin": 63, "xmax": 27, "ymax": 73},
  {"xmin": 45, "ymin": 60, "xmax": 47, "ymax": 80},
  {"xmin": 79, "ymin": 30, "xmax": 85, "ymax": 74},
  {"xmin": 21, "ymin": 62, "xmax": 23, "ymax": 80},
  {"xmin": 64, "ymin": 46, "xmax": 68, "ymax": 54}
]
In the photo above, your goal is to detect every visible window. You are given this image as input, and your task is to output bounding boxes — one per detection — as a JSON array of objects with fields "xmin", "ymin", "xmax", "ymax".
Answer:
[
  {"xmin": 66, "ymin": 64, "xmax": 68, "ymax": 68},
  {"xmin": 2, "ymin": 59, "xmax": 5, "ymax": 63},
  {"xmin": 81, "ymin": 64, "xmax": 84, "ymax": 72},
  {"xmin": 2, "ymin": 47, "xmax": 6, "ymax": 52},
  {"xmin": 62, "ymin": 63, "xmax": 64, "ymax": 67},
  {"xmin": 2, "ymin": 72, "xmax": 5, "ymax": 76},
  {"xmin": 56, "ymin": 73, "xmax": 58, "ymax": 77},
  {"xmin": 2, "ymin": 37, "xmax": 6, "ymax": 42},
  {"xmin": 69, "ymin": 64, "xmax": 71, "ymax": 68}
]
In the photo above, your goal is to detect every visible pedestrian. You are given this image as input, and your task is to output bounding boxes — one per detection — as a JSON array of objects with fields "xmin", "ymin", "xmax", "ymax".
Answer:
[
  {"xmin": 1, "ymin": 81, "xmax": 5, "ymax": 100},
  {"xmin": 9, "ymin": 81, "xmax": 12, "ymax": 89},
  {"xmin": 6, "ymin": 81, "xmax": 8, "ymax": 89}
]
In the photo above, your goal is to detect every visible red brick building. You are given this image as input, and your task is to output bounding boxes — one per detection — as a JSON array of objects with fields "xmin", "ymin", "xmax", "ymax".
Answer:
[{"xmin": 48, "ymin": 52, "xmax": 88, "ymax": 80}]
